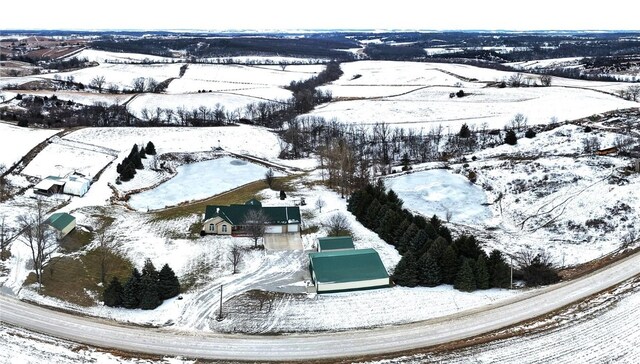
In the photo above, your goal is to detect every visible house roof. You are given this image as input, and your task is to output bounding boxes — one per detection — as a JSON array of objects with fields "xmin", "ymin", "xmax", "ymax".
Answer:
[
  {"xmin": 45, "ymin": 212, "xmax": 75, "ymax": 231},
  {"xmin": 204, "ymin": 200, "xmax": 301, "ymax": 226},
  {"xmin": 318, "ymin": 236, "xmax": 354, "ymax": 251},
  {"xmin": 309, "ymin": 248, "xmax": 389, "ymax": 284}
]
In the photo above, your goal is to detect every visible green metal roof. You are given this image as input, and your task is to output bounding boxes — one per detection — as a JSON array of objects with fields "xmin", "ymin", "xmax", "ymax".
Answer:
[
  {"xmin": 309, "ymin": 248, "xmax": 389, "ymax": 284},
  {"xmin": 318, "ymin": 236, "xmax": 354, "ymax": 251},
  {"xmin": 204, "ymin": 200, "xmax": 301, "ymax": 226},
  {"xmin": 45, "ymin": 212, "xmax": 75, "ymax": 231}
]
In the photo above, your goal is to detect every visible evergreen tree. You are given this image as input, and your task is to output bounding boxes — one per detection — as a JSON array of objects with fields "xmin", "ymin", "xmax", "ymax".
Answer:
[
  {"xmin": 430, "ymin": 215, "xmax": 442, "ymax": 230},
  {"xmin": 158, "ymin": 264, "xmax": 181, "ymax": 299},
  {"xmin": 398, "ymin": 223, "xmax": 419, "ymax": 253},
  {"xmin": 410, "ymin": 229, "xmax": 430, "ymax": 256},
  {"xmin": 103, "ymin": 277, "xmax": 123, "ymax": 307},
  {"xmin": 139, "ymin": 146, "xmax": 147, "ymax": 159},
  {"xmin": 440, "ymin": 244, "xmax": 459, "ymax": 285},
  {"xmin": 392, "ymin": 252, "xmax": 418, "ymax": 287},
  {"xmin": 279, "ymin": 190, "xmax": 287, "ymax": 200},
  {"xmin": 525, "ymin": 128, "xmax": 536, "ymax": 138},
  {"xmin": 386, "ymin": 189, "xmax": 403, "ymax": 209},
  {"xmin": 454, "ymin": 259, "xmax": 477, "ymax": 292},
  {"xmin": 459, "ymin": 123, "xmax": 471, "ymax": 138},
  {"xmin": 139, "ymin": 274, "xmax": 161, "ymax": 310},
  {"xmin": 418, "ymin": 252, "xmax": 441, "ymax": 287},
  {"xmin": 145, "ymin": 141, "xmax": 156, "ymax": 155},
  {"xmin": 401, "ymin": 153, "xmax": 411, "ymax": 171},
  {"xmin": 454, "ymin": 235, "xmax": 483, "ymax": 260},
  {"xmin": 475, "ymin": 255, "xmax": 490, "ymax": 290},
  {"xmin": 141, "ymin": 258, "xmax": 159, "ymax": 281},
  {"xmin": 505, "ymin": 130, "xmax": 518, "ymax": 145},
  {"xmin": 122, "ymin": 269, "xmax": 141, "ymax": 308},
  {"xmin": 488, "ymin": 250, "xmax": 512, "ymax": 288}
]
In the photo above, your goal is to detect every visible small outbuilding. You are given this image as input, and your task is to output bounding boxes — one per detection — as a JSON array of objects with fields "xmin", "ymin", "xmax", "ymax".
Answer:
[
  {"xmin": 45, "ymin": 212, "xmax": 76, "ymax": 239},
  {"xmin": 62, "ymin": 175, "xmax": 91, "ymax": 197},
  {"xmin": 317, "ymin": 236, "xmax": 355, "ymax": 252},
  {"xmin": 309, "ymin": 248, "xmax": 390, "ymax": 293},
  {"xmin": 33, "ymin": 176, "xmax": 66, "ymax": 196}
]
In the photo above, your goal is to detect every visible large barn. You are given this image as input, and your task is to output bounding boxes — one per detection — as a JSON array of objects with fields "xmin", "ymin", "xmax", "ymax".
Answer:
[
  {"xmin": 202, "ymin": 199, "xmax": 301, "ymax": 235},
  {"xmin": 309, "ymin": 248, "xmax": 390, "ymax": 293}
]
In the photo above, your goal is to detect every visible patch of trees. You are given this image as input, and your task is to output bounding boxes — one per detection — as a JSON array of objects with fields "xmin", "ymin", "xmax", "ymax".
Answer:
[
  {"xmin": 91, "ymin": 36, "xmax": 358, "ymax": 60},
  {"xmin": 347, "ymin": 182, "xmax": 511, "ymax": 291},
  {"xmin": 117, "ymin": 143, "xmax": 154, "ymax": 182},
  {"xmin": 41, "ymin": 56, "xmax": 91, "ymax": 71},
  {"xmin": 103, "ymin": 259, "xmax": 180, "ymax": 310}
]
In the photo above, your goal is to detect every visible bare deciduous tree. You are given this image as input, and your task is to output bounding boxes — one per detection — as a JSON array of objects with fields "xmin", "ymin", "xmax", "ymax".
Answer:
[
  {"xmin": 18, "ymin": 199, "xmax": 56, "ymax": 289},
  {"xmin": 510, "ymin": 113, "xmax": 528, "ymax": 132},
  {"xmin": 264, "ymin": 168, "xmax": 275, "ymax": 189},
  {"xmin": 315, "ymin": 197, "xmax": 325, "ymax": 213},
  {"xmin": 325, "ymin": 213, "xmax": 350, "ymax": 236},
  {"xmin": 508, "ymin": 73, "xmax": 524, "ymax": 87},
  {"xmin": 228, "ymin": 244, "xmax": 243, "ymax": 274},
  {"xmin": 243, "ymin": 209, "xmax": 268, "ymax": 248},
  {"xmin": 132, "ymin": 77, "xmax": 146, "ymax": 93},
  {"xmin": 539, "ymin": 74, "xmax": 552, "ymax": 87},
  {"xmin": 627, "ymin": 85, "xmax": 640, "ymax": 102},
  {"xmin": 90, "ymin": 75, "xmax": 106, "ymax": 93},
  {"xmin": 582, "ymin": 136, "xmax": 602, "ymax": 153}
]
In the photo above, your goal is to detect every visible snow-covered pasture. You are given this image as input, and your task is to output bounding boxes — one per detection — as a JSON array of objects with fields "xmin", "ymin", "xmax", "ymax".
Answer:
[
  {"xmin": 40, "ymin": 63, "xmax": 184, "ymax": 90},
  {"xmin": 21, "ymin": 142, "xmax": 115, "ymax": 179},
  {"xmin": 66, "ymin": 48, "xmax": 179, "ymax": 63},
  {"xmin": 0, "ymin": 122, "xmax": 59, "ymax": 167},
  {"xmin": 62, "ymin": 125, "xmax": 281, "ymax": 159},
  {"xmin": 308, "ymin": 85, "xmax": 637, "ymax": 132}
]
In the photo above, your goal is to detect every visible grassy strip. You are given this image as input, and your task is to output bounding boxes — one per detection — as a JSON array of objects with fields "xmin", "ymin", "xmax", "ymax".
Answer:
[{"xmin": 24, "ymin": 250, "xmax": 133, "ymax": 307}]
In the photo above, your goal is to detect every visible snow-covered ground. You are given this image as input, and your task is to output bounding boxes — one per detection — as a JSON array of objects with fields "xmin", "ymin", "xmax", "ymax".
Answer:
[
  {"xmin": 67, "ymin": 48, "xmax": 179, "ymax": 63},
  {"xmin": 0, "ymin": 57, "xmax": 638, "ymax": 360},
  {"xmin": 386, "ymin": 124, "xmax": 640, "ymax": 267},
  {"xmin": 310, "ymin": 61, "xmax": 637, "ymax": 131},
  {"xmin": 0, "ymin": 122, "xmax": 59, "ymax": 167}
]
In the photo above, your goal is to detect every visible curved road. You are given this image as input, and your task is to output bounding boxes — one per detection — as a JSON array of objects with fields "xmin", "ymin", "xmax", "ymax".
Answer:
[{"xmin": 2, "ymin": 251, "xmax": 640, "ymax": 361}]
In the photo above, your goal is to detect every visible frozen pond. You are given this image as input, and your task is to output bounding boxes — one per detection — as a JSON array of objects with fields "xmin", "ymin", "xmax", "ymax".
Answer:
[
  {"xmin": 386, "ymin": 169, "xmax": 492, "ymax": 225},
  {"xmin": 129, "ymin": 157, "xmax": 279, "ymax": 211}
]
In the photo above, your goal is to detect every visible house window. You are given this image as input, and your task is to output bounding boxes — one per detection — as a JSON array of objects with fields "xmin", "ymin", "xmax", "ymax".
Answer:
[
  {"xmin": 209, "ymin": 224, "xmax": 215, "ymax": 232},
  {"xmin": 222, "ymin": 225, "xmax": 228, "ymax": 233}
]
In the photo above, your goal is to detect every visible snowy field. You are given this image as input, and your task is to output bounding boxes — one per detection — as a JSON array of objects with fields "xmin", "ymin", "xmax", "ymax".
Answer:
[
  {"xmin": 310, "ymin": 61, "xmax": 637, "ymax": 131},
  {"xmin": 21, "ymin": 142, "xmax": 115, "ymax": 179},
  {"xmin": 128, "ymin": 157, "xmax": 283, "ymax": 211},
  {"xmin": 386, "ymin": 169, "xmax": 492, "ymax": 225},
  {"xmin": 0, "ymin": 122, "xmax": 59, "ymax": 167},
  {"xmin": 67, "ymin": 48, "xmax": 179, "ymax": 63},
  {"xmin": 40, "ymin": 63, "xmax": 184, "ymax": 89}
]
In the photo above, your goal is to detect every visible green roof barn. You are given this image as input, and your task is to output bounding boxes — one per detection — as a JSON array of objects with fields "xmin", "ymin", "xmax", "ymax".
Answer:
[
  {"xmin": 317, "ymin": 236, "xmax": 355, "ymax": 252},
  {"xmin": 45, "ymin": 212, "xmax": 76, "ymax": 238},
  {"xmin": 309, "ymin": 248, "xmax": 390, "ymax": 293}
]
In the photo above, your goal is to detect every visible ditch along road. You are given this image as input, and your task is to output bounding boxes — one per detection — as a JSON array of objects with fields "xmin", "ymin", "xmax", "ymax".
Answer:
[{"xmin": 2, "ymin": 251, "xmax": 640, "ymax": 362}]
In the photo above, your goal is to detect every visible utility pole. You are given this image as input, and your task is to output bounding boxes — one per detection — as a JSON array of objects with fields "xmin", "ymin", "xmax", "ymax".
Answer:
[{"xmin": 216, "ymin": 284, "xmax": 224, "ymax": 321}]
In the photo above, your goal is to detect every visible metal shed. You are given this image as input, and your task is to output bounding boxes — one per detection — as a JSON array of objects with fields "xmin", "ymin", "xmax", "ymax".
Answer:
[
  {"xmin": 45, "ymin": 212, "xmax": 76, "ymax": 239},
  {"xmin": 309, "ymin": 248, "xmax": 390, "ymax": 293},
  {"xmin": 317, "ymin": 236, "xmax": 355, "ymax": 252}
]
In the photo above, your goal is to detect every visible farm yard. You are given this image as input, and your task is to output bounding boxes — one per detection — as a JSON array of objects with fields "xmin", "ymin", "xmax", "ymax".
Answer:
[{"xmin": 1, "ymin": 46, "xmax": 639, "ymax": 362}]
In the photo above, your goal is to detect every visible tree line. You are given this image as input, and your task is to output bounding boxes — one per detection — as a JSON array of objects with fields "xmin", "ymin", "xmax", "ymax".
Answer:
[
  {"xmin": 103, "ymin": 258, "xmax": 180, "ymax": 310},
  {"xmin": 347, "ymin": 182, "xmax": 512, "ymax": 291}
]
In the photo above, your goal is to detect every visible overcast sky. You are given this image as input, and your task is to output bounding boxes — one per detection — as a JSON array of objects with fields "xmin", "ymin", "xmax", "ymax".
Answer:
[{"xmin": 1, "ymin": 0, "xmax": 638, "ymax": 31}]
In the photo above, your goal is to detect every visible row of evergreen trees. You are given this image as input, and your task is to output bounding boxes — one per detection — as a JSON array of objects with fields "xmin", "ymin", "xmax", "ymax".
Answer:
[
  {"xmin": 103, "ymin": 259, "xmax": 180, "ymax": 310},
  {"xmin": 347, "ymin": 182, "xmax": 511, "ymax": 292},
  {"xmin": 116, "ymin": 142, "xmax": 156, "ymax": 182}
]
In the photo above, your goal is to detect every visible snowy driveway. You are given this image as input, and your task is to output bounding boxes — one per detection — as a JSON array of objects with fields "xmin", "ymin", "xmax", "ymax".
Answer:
[
  {"xmin": 2, "ymin": 250, "xmax": 640, "ymax": 361},
  {"xmin": 263, "ymin": 233, "xmax": 303, "ymax": 251}
]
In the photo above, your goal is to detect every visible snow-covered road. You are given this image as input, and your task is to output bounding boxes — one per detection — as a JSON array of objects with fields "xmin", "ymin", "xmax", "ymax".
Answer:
[{"xmin": 1, "ymin": 250, "xmax": 640, "ymax": 361}]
